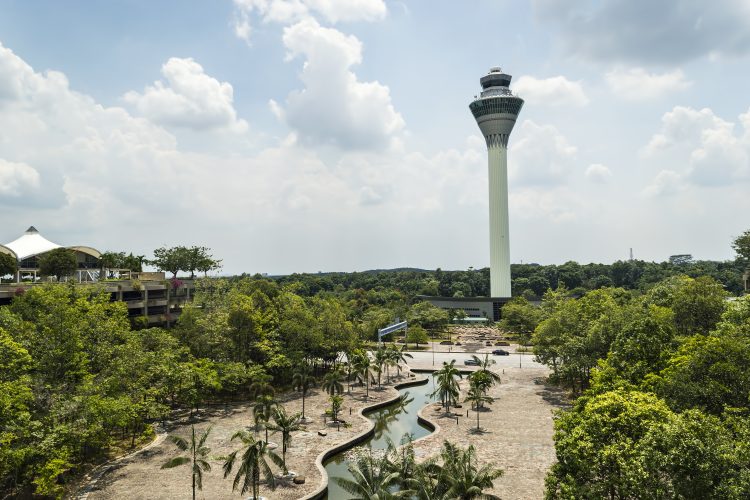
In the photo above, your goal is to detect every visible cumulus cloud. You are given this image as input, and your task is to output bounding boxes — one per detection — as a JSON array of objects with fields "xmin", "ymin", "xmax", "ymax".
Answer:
[
  {"xmin": 276, "ymin": 18, "xmax": 404, "ymax": 150},
  {"xmin": 510, "ymin": 120, "xmax": 577, "ymax": 186},
  {"xmin": 123, "ymin": 57, "xmax": 248, "ymax": 132},
  {"xmin": 585, "ymin": 163, "xmax": 612, "ymax": 183},
  {"xmin": 232, "ymin": 0, "xmax": 387, "ymax": 42},
  {"xmin": 534, "ymin": 0, "xmax": 750, "ymax": 65},
  {"xmin": 644, "ymin": 105, "xmax": 750, "ymax": 187},
  {"xmin": 513, "ymin": 75, "xmax": 589, "ymax": 106},
  {"xmin": 0, "ymin": 159, "xmax": 40, "ymax": 198},
  {"xmin": 605, "ymin": 67, "xmax": 692, "ymax": 100}
]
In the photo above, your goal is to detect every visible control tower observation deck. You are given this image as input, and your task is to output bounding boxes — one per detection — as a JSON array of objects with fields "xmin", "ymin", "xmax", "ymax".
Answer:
[{"xmin": 469, "ymin": 67, "xmax": 524, "ymax": 298}]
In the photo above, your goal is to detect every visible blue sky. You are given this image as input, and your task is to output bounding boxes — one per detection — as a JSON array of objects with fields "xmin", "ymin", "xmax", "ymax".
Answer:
[{"xmin": 1, "ymin": 0, "xmax": 749, "ymax": 274}]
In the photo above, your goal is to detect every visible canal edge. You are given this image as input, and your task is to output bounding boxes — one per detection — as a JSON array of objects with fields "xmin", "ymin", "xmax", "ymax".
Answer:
[{"xmin": 299, "ymin": 369, "xmax": 431, "ymax": 500}]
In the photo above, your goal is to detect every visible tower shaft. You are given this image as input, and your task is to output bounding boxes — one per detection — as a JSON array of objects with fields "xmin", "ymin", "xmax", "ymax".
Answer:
[
  {"xmin": 469, "ymin": 67, "xmax": 523, "ymax": 298},
  {"xmin": 488, "ymin": 145, "xmax": 511, "ymax": 297}
]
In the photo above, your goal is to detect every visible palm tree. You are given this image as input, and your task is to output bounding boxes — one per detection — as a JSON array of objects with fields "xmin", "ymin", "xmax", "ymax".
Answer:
[
  {"xmin": 436, "ymin": 441, "xmax": 503, "ymax": 499},
  {"xmin": 322, "ymin": 369, "xmax": 345, "ymax": 421},
  {"xmin": 431, "ymin": 360, "xmax": 462, "ymax": 413},
  {"xmin": 390, "ymin": 345, "xmax": 413, "ymax": 379},
  {"xmin": 333, "ymin": 449, "xmax": 415, "ymax": 499},
  {"xmin": 464, "ymin": 386, "xmax": 494, "ymax": 431},
  {"xmin": 352, "ymin": 353, "xmax": 372, "ymax": 399},
  {"xmin": 161, "ymin": 425, "xmax": 212, "ymax": 500},
  {"xmin": 223, "ymin": 430, "xmax": 284, "ymax": 499},
  {"xmin": 266, "ymin": 406, "xmax": 302, "ymax": 473},
  {"xmin": 373, "ymin": 347, "xmax": 389, "ymax": 388},
  {"xmin": 249, "ymin": 377, "xmax": 275, "ymax": 399},
  {"xmin": 292, "ymin": 364, "xmax": 315, "ymax": 420},
  {"xmin": 470, "ymin": 354, "xmax": 501, "ymax": 385},
  {"xmin": 253, "ymin": 394, "xmax": 278, "ymax": 442}
]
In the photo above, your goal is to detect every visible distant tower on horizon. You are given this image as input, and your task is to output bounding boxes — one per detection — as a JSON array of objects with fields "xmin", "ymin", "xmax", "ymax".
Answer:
[{"xmin": 470, "ymin": 67, "xmax": 524, "ymax": 297}]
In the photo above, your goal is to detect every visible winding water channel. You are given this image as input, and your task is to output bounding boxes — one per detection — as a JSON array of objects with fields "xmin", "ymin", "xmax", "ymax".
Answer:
[{"xmin": 323, "ymin": 377, "xmax": 435, "ymax": 499}]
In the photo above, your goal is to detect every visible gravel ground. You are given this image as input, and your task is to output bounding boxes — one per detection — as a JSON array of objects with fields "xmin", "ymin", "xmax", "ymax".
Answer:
[
  {"xmin": 82, "ymin": 376, "xmax": 406, "ymax": 500},
  {"xmin": 412, "ymin": 360, "xmax": 568, "ymax": 500},
  {"xmin": 80, "ymin": 348, "xmax": 566, "ymax": 500}
]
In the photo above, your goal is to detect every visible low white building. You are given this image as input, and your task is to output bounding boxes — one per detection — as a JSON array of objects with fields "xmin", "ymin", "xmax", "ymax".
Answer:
[{"xmin": 1, "ymin": 226, "xmax": 101, "ymax": 282}]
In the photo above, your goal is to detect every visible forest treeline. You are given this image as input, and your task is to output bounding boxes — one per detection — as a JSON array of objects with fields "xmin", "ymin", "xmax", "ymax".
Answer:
[{"xmin": 269, "ymin": 255, "xmax": 746, "ymax": 298}]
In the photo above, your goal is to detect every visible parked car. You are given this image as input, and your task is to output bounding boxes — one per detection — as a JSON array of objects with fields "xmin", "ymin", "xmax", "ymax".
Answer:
[
  {"xmin": 463, "ymin": 358, "xmax": 480, "ymax": 366},
  {"xmin": 492, "ymin": 349, "xmax": 510, "ymax": 356},
  {"xmin": 439, "ymin": 340, "xmax": 454, "ymax": 345}
]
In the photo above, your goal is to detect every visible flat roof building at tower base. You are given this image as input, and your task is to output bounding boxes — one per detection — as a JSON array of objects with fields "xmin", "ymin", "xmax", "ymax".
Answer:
[{"xmin": 420, "ymin": 295, "xmax": 513, "ymax": 322}]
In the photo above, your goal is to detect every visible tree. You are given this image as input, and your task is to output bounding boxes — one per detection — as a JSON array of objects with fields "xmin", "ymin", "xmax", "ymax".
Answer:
[
  {"xmin": 545, "ymin": 390, "xmax": 673, "ymax": 499},
  {"xmin": 0, "ymin": 252, "xmax": 17, "ymax": 279},
  {"xmin": 266, "ymin": 406, "xmax": 302, "ymax": 473},
  {"xmin": 322, "ymin": 369, "xmax": 345, "ymax": 420},
  {"xmin": 253, "ymin": 395, "xmax": 278, "ymax": 442},
  {"xmin": 469, "ymin": 354, "xmax": 501, "ymax": 388},
  {"xmin": 334, "ymin": 449, "xmax": 414, "ymax": 499},
  {"xmin": 431, "ymin": 360, "xmax": 462, "ymax": 413},
  {"xmin": 185, "ymin": 246, "xmax": 221, "ymax": 278},
  {"xmin": 405, "ymin": 325, "xmax": 429, "ymax": 347},
  {"xmin": 671, "ymin": 276, "xmax": 727, "ymax": 335},
  {"xmin": 352, "ymin": 352, "xmax": 373, "ymax": 399},
  {"xmin": 373, "ymin": 347, "xmax": 389, "ymax": 388},
  {"xmin": 223, "ymin": 430, "xmax": 283, "ymax": 499},
  {"xmin": 432, "ymin": 441, "xmax": 503, "ymax": 499},
  {"xmin": 499, "ymin": 297, "xmax": 541, "ymax": 345},
  {"xmin": 161, "ymin": 425, "xmax": 212, "ymax": 500},
  {"xmin": 150, "ymin": 246, "xmax": 189, "ymax": 278},
  {"xmin": 38, "ymin": 248, "xmax": 77, "ymax": 281},
  {"xmin": 292, "ymin": 364, "xmax": 315, "ymax": 420},
  {"xmin": 464, "ymin": 386, "xmax": 494, "ymax": 431},
  {"xmin": 732, "ymin": 229, "xmax": 750, "ymax": 265}
]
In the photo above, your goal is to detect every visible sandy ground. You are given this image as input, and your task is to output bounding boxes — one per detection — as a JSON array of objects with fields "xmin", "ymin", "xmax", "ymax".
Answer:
[
  {"xmin": 412, "ymin": 359, "xmax": 568, "ymax": 500},
  {"xmin": 80, "ymin": 374, "xmax": 407, "ymax": 500}
]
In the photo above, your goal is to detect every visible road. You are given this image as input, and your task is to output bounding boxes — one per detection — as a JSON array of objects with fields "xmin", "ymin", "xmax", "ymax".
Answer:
[{"xmin": 404, "ymin": 346, "xmax": 545, "ymax": 370}]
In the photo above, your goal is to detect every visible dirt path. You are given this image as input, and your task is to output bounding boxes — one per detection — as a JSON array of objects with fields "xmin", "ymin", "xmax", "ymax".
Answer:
[{"xmin": 413, "ymin": 364, "xmax": 568, "ymax": 500}]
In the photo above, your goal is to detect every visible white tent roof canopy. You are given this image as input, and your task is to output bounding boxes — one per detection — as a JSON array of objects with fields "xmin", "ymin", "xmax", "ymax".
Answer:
[{"xmin": 3, "ymin": 226, "xmax": 100, "ymax": 261}]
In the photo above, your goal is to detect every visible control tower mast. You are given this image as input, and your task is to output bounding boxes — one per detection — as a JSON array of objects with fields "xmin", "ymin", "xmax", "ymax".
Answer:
[{"xmin": 469, "ymin": 67, "xmax": 524, "ymax": 297}]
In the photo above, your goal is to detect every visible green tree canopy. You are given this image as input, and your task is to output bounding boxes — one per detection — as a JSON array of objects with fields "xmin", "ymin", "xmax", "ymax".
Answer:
[
  {"xmin": 37, "ymin": 248, "xmax": 77, "ymax": 281},
  {"xmin": 0, "ymin": 252, "xmax": 17, "ymax": 278}
]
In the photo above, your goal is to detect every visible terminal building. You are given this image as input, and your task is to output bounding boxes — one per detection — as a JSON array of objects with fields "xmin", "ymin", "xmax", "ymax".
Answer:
[{"xmin": 0, "ymin": 226, "xmax": 193, "ymax": 325}]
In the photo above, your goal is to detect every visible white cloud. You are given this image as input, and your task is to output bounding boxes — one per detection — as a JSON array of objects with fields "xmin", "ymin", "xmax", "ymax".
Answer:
[
  {"xmin": 643, "ymin": 169, "xmax": 684, "ymax": 197},
  {"xmin": 605, "ymin": 67, "xmax": 692, "ymax": 100},
  {"xmin": 510, "ymin": 120, "xmax": 578, "ymax": 186},
  {"xmin": 585, "ymin": 163, "xmax": 612, "ymax": 183},
  {"xmin": 123, "ymin": 57, "xmax": 248, "ymax": 132},
  {"xmin": 276, "ymin": 18, "xmax": 404, "ymax": 150},
  {"xmin": 513, "ymin": 75, "xmax": 589, "ymax": 106},
  {"xmin": 645, "ymin": 105, "xmax": 750, "ymax": 186},
  {"xmin": 0, "ymin": 159, "xmax": 40, "ymax": 198},
  {"xmin": 232, "ymin": 0, "xmax": 387, "ymax": 42},
  {"xmin": 534, "ymin": 0, "xmax": 750, "ymax": 65}
]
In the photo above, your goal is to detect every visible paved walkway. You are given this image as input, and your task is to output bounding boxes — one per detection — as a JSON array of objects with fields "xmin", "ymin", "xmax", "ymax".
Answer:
[{"xmin": 413, "ymin": 362, "xmax": 567, "ymax": 499}]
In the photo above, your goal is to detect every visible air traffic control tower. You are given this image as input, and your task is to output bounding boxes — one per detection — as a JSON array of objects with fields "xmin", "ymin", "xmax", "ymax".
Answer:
[
  {"xmin": 419, "ymin": 67, "xmax": 523, "ymax": 321},
  {"xmin": 470, "ymin": 67, "xmax": 524, "ymax": 298}
]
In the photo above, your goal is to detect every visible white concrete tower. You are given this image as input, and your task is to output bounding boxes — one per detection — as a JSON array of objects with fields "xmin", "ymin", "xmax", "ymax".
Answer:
[{"xmin": 469, "ymin": 67, "xmax": 524, "ymax": 297}]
